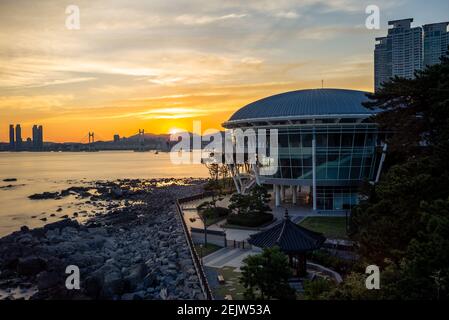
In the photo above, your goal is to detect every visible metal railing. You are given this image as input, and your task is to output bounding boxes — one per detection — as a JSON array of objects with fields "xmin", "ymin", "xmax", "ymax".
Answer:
[
  {"xmin": 226, "ymin": 239, "xmax": 252, "ymax": 250},
  {"xmin": 175, "ymin": 194, "xmax": 214, "ymax": 300}
]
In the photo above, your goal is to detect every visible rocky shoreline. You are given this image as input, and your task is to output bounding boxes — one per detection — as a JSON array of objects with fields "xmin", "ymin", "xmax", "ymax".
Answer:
[{"xmin": 0, "ymin": 178, "xmax": 206, "ymax": 300}]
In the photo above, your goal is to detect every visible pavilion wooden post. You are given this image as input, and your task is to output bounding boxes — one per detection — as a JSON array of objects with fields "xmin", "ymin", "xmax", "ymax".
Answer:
[{"xmin": 300, "ymin": 254, "xmax": 307, "ymax": 277}]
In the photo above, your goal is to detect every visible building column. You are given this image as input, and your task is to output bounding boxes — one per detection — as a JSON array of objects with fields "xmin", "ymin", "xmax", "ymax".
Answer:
[
  {"xmin": 275, "ymin": 185, "xmax": 281, "ymax": 207},
  {"xmin": 312, "ymin": 128, "xmax": 317, "ymax": 211},
  {"xmin": 291, "ymin": 186, "xmax": 297, "ymax": 205},
  {"xmin": 281, "ymin": 185, "xmax": 285, "ymax": 201},
  {"xmin": 291, "ymin": 186, "xmax": 298, "ymax": 204},
  {"xmin": 375, "ymin": 143, "xmax": 388, "ymax": 183}
]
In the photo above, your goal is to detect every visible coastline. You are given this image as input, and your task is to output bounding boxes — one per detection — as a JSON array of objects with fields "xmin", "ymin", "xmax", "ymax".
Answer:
[{"xmin": 0, "ymin": 178, "xmax": 207, "ymax": 300}]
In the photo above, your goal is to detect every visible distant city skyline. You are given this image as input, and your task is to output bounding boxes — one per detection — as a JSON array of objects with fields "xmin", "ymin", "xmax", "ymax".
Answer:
[
  {"xmin": 375, "ymin": 18, "xmax": 449, "ymax": 90},
  {"xmin": 8, "ymin": 124, "xmax": 44, "ymax": 150},
  {"xmin": 1, "ymin": 0, "xmax": 448, "ymax": 142}
]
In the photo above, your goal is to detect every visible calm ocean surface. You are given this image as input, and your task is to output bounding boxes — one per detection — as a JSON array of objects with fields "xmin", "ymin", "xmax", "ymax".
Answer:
[{"xmin": 0, "ymin": 151, "xmax": 208, "ymax": 237}]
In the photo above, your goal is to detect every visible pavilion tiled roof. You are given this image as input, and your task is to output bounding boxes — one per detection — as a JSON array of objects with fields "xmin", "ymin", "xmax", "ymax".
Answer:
[{"xmin": 248, "ymin": 210, "xmax": 326, "ymax": 253}]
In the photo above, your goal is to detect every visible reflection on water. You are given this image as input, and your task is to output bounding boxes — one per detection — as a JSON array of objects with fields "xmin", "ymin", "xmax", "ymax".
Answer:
[{"xmin": 0, "ymin": 151, "xmax": 208, "ymax": 237}]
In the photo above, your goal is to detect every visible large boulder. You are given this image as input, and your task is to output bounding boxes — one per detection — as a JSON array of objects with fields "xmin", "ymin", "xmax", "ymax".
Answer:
[
  {"xmin": 142, "ymin": 272, "xmax": 159, "ymax": 288},
  {"xmin": 17, "ymin": 256, "xmax": 47, "ymax": 276},
  {"xmin": 123, "ymin": 263, "xmax": 148, "ymax": 291},
  {"xmin": 44, "ymin": 219, "xmax": 79, "ymax": 231},
  {"xmin": 68, "ymin": 252, "xmax": 105, "ymax": 268},
  {"xmin": 36, "ymin": 271, "xmax": 61, "ymax": 290},
  {"xmin": 110, "ymin": 186, "xmax": 123, "ymax": 198},
  {"xmin": 84, "ymin": 275, "xmax": 103, "ymax": 298},
  {"xmin": 102, "ymin": 272, "xmax": 124, "ymax": 298}
]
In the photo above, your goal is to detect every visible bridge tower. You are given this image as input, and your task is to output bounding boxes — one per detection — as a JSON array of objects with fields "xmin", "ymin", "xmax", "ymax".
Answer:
[
  {"xmin": 138, "ymin": 129, "xmax": 145, "ymax": 151},
  {"xmin": 88, "ymin": 132, "xmax": 95, "ymax": 151}
]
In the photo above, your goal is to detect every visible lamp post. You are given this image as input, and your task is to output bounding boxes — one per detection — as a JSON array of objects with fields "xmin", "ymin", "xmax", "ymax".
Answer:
[
  {"xmin": 203, "ymin": 216, "xmax": 208, "ymax": 246},
  {"xmin": 199, "ymin": 244, "xmax": 203, "ymax": 266},
  {"xmin": 194, "ymin": 214, "xmax": 208, "ymax": 246},
  {"xmin": 222, "ymin": 225, "xmax": 227, "ymax": 248}
]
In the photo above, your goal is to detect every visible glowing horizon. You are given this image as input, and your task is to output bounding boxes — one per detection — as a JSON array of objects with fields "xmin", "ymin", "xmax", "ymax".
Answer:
[{"xmin": 1, "ymin": 0, "xmax": 448, "ymax": 143}]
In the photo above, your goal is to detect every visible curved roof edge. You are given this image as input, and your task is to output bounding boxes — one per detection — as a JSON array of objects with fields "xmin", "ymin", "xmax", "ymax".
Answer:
[{"xmin": 224, "ymin": 88, "xmax": 377, "ymax": 127}]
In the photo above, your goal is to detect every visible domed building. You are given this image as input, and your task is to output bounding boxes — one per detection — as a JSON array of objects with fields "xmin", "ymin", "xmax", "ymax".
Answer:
[{"xmin": 223, "ymin": 89, "xmax": 387, "ymax": 213}]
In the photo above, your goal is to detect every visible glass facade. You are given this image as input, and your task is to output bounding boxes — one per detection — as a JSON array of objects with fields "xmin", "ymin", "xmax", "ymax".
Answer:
[
  {"xmin": 316, "ymin": 186, "xmax": 359, "ymax": 211},
  {"xmin": 262, "ymin": 124, "xmax": 382, "ymax": 211},
  {"xmin": 224, "ymin": 88, "xmax": 383, "ymax": 212},
  {"xmin": 269, "ymin": 125, "xmax": 380, "ymax": 181}
]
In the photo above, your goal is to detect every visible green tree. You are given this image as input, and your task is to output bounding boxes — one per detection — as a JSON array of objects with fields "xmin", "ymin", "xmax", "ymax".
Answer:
[
  {"xmin": 322, "ymin": 272, "xmax": 380, "ymax": 300},
  {"xmin": 229, "ymin": 193, "xmax": 252, "ymax": 215},
  {"xmin": 387, "ymin": 198, "xmax": 449, "ymax": 300},
  {"xmin": 240, "ymin": 247, "xmax": 295, "ymax": 300},
  {"xmin": 229, "ymin": 185, "xmax": 271, "ymax": 215},
  {"xmin": 348, "ymin": 54, "xmax": 449, "ymax": 299},
  {"xmin": 364, "ymin": 54, "xmax": 449, "ymax": 162},
  {"xmin": 351, "ymin": 157, "xmax": 438, "ymax": 265},
  {"xmin": 205, "ymin": 163, "xmax": 220, "ymax": 182},
  {"xmin": 302, "ymin": 278, "xmax": 334, "ymax": 300},
  {"xmin": 249, "ymin": 185, "xmax": 271, "ymax": 214},
  {"xmin": 204, "ymin": 179, "xmax": 224, "ymax": 207}
]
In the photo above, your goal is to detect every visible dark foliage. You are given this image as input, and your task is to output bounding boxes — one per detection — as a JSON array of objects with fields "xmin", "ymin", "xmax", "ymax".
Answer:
[
  {"xmin": 227, "ymin": 212, "xmax": 273, "ymax": 227},
  {"xmin": 348, "ymin": 54, "xmax": 449, "ymax": 299},
  {"xmin": 240, "ymin": 247, "xmax": 296, "ymax": 300}
]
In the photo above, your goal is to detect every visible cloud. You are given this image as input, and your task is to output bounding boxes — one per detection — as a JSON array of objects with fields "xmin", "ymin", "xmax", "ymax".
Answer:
[
  {"xmin": 0, "ymin": 0, "xmax": 429, "ymax": 140},
  {"xmin": 275, "ymin": 11, "xmax": 300, "ymax": 19},
  {"xmin": 175, "ymin": 13, "xmax": 248, "ymax": 25},
  {"xmin": 101, "ymin": 107, "xmax": 214, "ymax": 120},
  {"xmin": 27, "ymin": 77, "xmax": 96, "ymax": 88},
  {"xmin": 0, "ymin": 94, "xmax": 74, "ymax": 111},
  {"xmin": 295, "ymin": 25, "xmax": 367, "ymax": 40}
]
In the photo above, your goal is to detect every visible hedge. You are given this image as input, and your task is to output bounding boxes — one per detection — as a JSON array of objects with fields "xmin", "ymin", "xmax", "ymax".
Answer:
[
  {"xmin": 201, "ymin": 206, "xmax": 230, "ymax": 219},
  {"xmin": 226, "ymin": 212, "xmax": 273, "ymax": 228}
]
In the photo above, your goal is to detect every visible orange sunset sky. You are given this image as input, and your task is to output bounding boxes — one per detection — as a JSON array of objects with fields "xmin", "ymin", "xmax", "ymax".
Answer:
[{"xmin": 1, "ymin": 0, "xmax": 448, "ymax": 142}]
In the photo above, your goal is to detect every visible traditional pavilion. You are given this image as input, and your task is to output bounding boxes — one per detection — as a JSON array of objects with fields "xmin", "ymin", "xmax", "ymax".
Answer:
[{"xmin": 248, "ymin": 209, "xmax": 326, "ymax": 277}]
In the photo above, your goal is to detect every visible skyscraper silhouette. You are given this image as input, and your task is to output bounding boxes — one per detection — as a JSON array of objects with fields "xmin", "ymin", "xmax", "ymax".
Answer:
[
  {"xmin": 38, "ymin": 125, "xmax": 43, "ymax": 150},
  {"xmin": 32, "ymin": 125, "xmax": 38, "ymax": 150},
  {"xmin": 32, "ymin": 125, "xmax": 44, "ymax": 150},
  {"xmin": 9, "ymin": 125, "xmax": 14, "ymax": 150},
  {"xmin": 15, "ymin": 124, "xmax": 22, "ymax": 150}
]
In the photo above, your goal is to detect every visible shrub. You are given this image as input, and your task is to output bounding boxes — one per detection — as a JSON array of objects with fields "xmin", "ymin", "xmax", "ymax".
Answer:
[
  {"xmin": 227, "ymin": 212, "xmax": 273, "ymax": 227},
  {"xmin": 309, "ymin": 250, "xmax": 356, "ymax": 275},
  {"xmin": 213, "ymin": 207, "xmax": 230, "ymax": 217},
  {"xmin": 201, "ymin": 206, "xmax": 230, "ymax": 219},
  {"xmin": 302, "ymin": 278, "xmax": 334, "ymax": 300}
]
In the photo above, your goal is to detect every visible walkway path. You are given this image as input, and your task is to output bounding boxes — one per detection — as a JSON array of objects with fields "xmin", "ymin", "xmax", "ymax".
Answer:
[
  {"xmin": 203, "ymin": 248, "xmax": 258, "ymax": 269},
  {"xmin": 180, "ymin": 193, "xmax": 344, "ymax": 244}
]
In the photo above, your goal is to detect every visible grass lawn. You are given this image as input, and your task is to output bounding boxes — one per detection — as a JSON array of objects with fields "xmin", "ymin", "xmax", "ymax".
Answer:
[
  {"xmin": 299, "ymin": 216, "xmax": 348, "ymax": 240},
  {"xmin": 213, "ymin": 266, "xmax": 245, "ymax": 300},
  {"xmin": 194, "ymin": 243, "xmax": 222, "ymax": 257}
]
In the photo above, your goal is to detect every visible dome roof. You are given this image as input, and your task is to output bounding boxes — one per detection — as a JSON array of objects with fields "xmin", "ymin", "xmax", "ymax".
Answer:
[{"xmin": 227, "ymin": 88, "xmax": 375, "ymax": 123}]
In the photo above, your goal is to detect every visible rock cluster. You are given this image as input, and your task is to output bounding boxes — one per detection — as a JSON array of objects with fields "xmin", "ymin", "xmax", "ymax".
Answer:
[{"xmin": 0, "ymin": 178, "xmax": 206, "ymax": 300}]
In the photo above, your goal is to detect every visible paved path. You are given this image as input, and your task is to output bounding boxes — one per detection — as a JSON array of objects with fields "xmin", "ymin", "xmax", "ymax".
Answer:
[
  {"xmin": 203, "ymin": 248, "xmax": 258, "ymax": 269},
  {"xmin": 207, "ymin": 212, "xmax": 306, "ymax": 242},
  {"xmin": 181, "ymin": 193, "xmax": 344, "ymax": 244}
]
